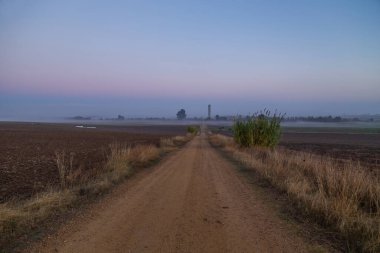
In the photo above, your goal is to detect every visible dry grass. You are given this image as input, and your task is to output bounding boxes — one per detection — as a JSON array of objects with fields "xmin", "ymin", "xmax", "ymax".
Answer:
[
  {"xmin": 54, "ymin": 151, "xmax": 76, "ymax": 188},
  {"xmin": 209, "ymin": 134, "xmax": 234, "ymax": 149},
  {"xmin": 160, "ymin": 135, "xmax": 191, "ymax": 152},
  {"xmin": 173, "ymin": 135, "xmax": 191, "ymax": 145},
  {"xmin": 210, "ymin": 134, "xmax": 380, "ymax": 252},
  {"xmin": 160, "ymin": 137, "xmax": 175, "ymax": 148},
  {"xmin": 127, "ymin": 144, "xmax": 160, "ymax": 167},
  {"xmin": 0, "ymin": 190, "xmax": 75, "ymax": 245},
  {"xmin": 0, "ymin": 135, "xmax": 191, "ymax": 250}
]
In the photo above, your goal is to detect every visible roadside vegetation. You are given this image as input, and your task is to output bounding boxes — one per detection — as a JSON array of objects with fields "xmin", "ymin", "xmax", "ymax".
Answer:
[
  {"xmin": 233, "ymin": 109, "xmax": 284, "ymax": 148},
  {"xmin": 210, "ymin": 126, "xmax": 380, "ymax": 252},
  {"xmin": 187, "ymin": 125, "xmax": 199, "ymax": 135},
  {"xmin": 0, "ymin": 133, "xmax": 193, "ymax": 251}
]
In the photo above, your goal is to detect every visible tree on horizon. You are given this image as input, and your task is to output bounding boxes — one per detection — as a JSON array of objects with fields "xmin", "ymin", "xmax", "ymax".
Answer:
[{"xmin": 176, "ymin": 109, "xmax": 186, "ymax": 120}]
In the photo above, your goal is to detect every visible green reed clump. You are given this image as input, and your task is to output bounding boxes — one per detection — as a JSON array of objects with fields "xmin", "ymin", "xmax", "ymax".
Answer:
[{"xmin": 233, "ymin": 109, "xmax": 284, "ymax": 148}]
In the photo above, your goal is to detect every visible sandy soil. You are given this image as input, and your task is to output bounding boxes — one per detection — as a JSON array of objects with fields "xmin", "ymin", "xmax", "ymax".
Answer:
[{"xmin": 30, "ymin": 129, "xmax": 312, "ymax": 253}]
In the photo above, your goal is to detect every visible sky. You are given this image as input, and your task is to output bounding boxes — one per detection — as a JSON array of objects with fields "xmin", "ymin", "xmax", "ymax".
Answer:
[{"xmin": 0, "ymin": 0, "xmax": 379, "ymax": 119}]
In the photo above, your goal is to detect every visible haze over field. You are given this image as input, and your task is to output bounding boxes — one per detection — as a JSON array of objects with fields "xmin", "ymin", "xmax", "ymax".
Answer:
[{"xmin": 1, "ymin": 0, "xmax": 379, "ymax": 119}]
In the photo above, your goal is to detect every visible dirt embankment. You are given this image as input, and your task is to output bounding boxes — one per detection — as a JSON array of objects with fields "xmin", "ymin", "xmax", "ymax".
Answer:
[{"xmin": 30, "ymin": 130, "xmax": 321, "ymax": 253}]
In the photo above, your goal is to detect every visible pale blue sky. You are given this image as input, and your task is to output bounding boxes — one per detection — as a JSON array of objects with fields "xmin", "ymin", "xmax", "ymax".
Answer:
[{"xmin": 0, "ymin": 0, "xmax": 379, "ymax": 119}]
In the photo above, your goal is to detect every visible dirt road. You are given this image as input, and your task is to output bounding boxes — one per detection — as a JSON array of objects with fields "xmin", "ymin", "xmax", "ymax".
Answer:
[{"xmin": 32, "ymin": 129, "xmax": 311, "ymax": 253}]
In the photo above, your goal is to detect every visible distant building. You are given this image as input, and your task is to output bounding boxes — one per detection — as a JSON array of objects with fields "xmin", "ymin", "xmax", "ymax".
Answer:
[{"xmin": 208, "ymin": 104, "xmax": 211, "ymax": 120}]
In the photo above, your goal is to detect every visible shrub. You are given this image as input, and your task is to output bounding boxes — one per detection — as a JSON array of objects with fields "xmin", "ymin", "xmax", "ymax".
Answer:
[
  {"xmin": 233, "ymin": 120, "xmax": 253, "ymax": 147},
  {"xmin": 187, "ymin": 126, "xmax": 199, "ymax": 135},
  {"xmin": 233, "ymin": 109, "xmax": 284, "ymax": 148}
]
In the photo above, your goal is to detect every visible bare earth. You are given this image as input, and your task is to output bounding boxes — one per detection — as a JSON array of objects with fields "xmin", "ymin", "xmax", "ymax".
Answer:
[{"xmin": 31, "ymin": 130, "xmax": 312, "ymax": 253}]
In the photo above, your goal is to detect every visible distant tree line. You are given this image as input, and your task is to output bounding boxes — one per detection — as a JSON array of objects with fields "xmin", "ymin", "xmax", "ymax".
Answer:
[
  {"xmin": 285, "ymin": 116, "xmax": 344, "ymax": 122},
  {"xmin": 215, "ymin": 115, "xmax": 229, "ymax": 121},
  {"xmin": 283, "ymin": 116, "xmax": 376, "ymax": 122}
]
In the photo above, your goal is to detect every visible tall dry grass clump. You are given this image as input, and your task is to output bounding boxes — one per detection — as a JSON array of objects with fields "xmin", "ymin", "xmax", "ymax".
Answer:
[
  {"xmin": 209, "ymin": 134, "xmax": 235, "ymax": 151},
  {"xmin": 160, "ymin": 135, "xmax": 191, "ymax": 152},
  {"xmin": 54, "ymin": 151, "xmax": 76, "ymax": 188},
  {"xmin": 104, "ymin": 143, "xmax": 133, "ymax": 180},
  {"xmin": 160, "ymin": 137, "xmax": 175, "ymax": 148},
  {"xmin": 126, "ymin": 144, "xmax": 160, "ymax": 167},
  {"xmin": 90, "ymin": 143, "xmax": 161, "ymax": 192},
  {"xmin": 210, "ymin": 134, "xmax": 380, "ymax": 252}
]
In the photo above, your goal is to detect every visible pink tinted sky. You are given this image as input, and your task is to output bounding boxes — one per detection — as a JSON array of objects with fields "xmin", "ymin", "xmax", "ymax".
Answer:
[{"xmin": 0, "ymin": 0, "xmax": 379, "ymax": 117}]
